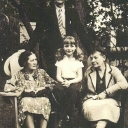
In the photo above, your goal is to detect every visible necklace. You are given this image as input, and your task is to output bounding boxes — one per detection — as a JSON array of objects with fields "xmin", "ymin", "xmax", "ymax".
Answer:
[
  {"xmin": 96, "ymin": 66, "xmax": 106, "ymax": 85},
  {"xmin": 99, "ymin": 71, "xmax": 105, "ymax": 84},
  {"xmin": 99, "ymin": 80, "xmax": 103, "ymax": 84}
]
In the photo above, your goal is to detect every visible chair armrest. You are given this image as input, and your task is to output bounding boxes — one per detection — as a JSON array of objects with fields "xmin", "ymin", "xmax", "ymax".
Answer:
[{"xmin": 0, "ymin": 92, "xmax": 18, "ymax": 97}]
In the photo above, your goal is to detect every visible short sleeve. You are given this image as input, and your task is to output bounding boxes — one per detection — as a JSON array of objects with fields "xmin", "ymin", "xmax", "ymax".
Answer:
[
  {"xmin": 55, "ymin": 61, "xmax": 62, "ymax": 67},
  {"xmin": 5, "ymin": 71, "xmax": 25, "ymax": 92},
  {"xmin": 77, "ymin": 61, "xmax": 84, "ymax": 69},
  {"xmin": 7, "ymin": 71, "xmax": 20, "ymax": 86}
]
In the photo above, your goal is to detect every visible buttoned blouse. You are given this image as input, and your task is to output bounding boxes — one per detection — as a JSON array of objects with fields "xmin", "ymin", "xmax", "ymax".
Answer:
[{"xmin": 55, "ymin": 56, "xmax": 84, "ymax": 78}]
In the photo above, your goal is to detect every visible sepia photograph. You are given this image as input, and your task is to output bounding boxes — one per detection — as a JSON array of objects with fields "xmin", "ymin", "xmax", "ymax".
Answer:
[{"xmin": 0, "ymin": 0, "xmax": 128, "ymax": 128}]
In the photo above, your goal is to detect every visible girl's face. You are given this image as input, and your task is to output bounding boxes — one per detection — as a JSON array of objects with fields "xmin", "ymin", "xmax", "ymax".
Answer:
[
  {"xmin": 90, "ymin": 51, "xmax": 105, "ymax": 68},
  {"xmin": 26, "ymin": 54, "xmax": 38, "ymax": 70},
  {"xmin": 63, "ymin": 43, "xmax": 76, "ymax": 57}
]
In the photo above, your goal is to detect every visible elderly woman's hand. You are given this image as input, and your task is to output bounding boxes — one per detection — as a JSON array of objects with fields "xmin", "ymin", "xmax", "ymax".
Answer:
[
  {"xmin": 24, "ymin": 89, "xmax": 34, "ymax": 93},
  {"xmin": 93, "ymin": 92, "xmax": 107, "ymax": 100},
  {"xmin": 92, "ymin": 95, "xmax": 99, "ymax": 100},
  {"xmin": 98, "ymin": 92, "xmax": 107, "ymax": 99},
  {"xmin": 35, "ymin": 87, "xmax": 46, "ymax": 94},
  {"xmin": 15, "ymin": 92, "xmax": 23, "ymax": 97}
]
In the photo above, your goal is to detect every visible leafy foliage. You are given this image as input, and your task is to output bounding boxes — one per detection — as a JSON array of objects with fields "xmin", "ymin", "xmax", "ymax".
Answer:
[
  {"xmin": 0, "ymin": 0, "xmax": 128, "ymax": 73},
  {"xmin": 83, "ymin": 0, "xmax": 128, "ymax": 47}
]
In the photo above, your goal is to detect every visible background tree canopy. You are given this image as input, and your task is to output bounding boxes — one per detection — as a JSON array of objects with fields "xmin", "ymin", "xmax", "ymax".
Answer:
[
  {"xmin": 1, "ymin": 0, "xmax": 128, "ymax": 49},
  {"xmin": 0, "ymin": 0, "xmax": 128, "ymax": 73}
]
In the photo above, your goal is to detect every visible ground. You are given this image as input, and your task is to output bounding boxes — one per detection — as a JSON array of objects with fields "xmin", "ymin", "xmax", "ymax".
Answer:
[{"xmin": 0, "ymin": 71, "xmax": 128, "ymax": 128}]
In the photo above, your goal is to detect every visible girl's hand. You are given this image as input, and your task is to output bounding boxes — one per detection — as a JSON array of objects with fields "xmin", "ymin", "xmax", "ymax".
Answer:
[
  {"xmin": 61, "ymin": 79, "xmax": 67, "ymax": 87},
  {"xmin": 61, "ymin": 80, "xmax": 66, "ymax": 86},
  {"xmin": 63, "ymin": 80, "xmax": 71, "ymax": 88}
]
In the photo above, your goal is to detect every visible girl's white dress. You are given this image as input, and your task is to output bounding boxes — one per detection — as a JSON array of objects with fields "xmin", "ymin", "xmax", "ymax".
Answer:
[{"xmin": 55, "ymin": 55, "xmax": 84, "ymax": 78}]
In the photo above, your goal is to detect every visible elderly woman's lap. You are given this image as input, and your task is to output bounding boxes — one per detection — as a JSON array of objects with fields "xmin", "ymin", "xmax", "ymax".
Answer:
[
  {"xmin": 83, "ymin": 98, "xmax": 120, "ymax": 123},
  {"xmin": 18, "ymin": 97, "xmax": 51, "ymax": 125}
]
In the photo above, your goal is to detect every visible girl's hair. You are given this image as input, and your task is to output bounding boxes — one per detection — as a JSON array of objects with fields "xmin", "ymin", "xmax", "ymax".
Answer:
[
  {"xmin": 63, "ymin": 36, "xmax": 77, "ymax": 46},
  {"xmin": 18, "ymin": 51, "xmax": 34, "ymax": 67},
  {"xmin": 55, "ymin": 36, "xmax": 84, "ymax": 61}
]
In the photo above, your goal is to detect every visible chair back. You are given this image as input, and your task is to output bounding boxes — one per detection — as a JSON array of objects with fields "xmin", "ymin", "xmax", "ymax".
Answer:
[{"xmin": 4, "ymin": 50, "xmax": 25, "ymax": 76}]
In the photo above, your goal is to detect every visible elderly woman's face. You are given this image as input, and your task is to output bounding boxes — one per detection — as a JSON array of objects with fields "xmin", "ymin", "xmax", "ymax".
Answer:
[
  {"xmin": 90, "ymin": 51, "xmax": 105, "ymax": 68},
  {"xmin": 26, "ymin": 54, "xmax": 37, "ymax": 70}
]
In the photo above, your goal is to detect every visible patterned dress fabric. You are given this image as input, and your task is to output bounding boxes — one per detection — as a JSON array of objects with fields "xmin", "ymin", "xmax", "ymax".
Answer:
[{"xmin": 7, "ymin": 69, "xmax": 56, "ymax": 125}]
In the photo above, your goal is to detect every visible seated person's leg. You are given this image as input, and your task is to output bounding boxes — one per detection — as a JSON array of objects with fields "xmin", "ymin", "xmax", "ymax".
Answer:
[
  {"xmin": 52, "ymin": 85, "xmax": 67, "ymax": 116},
  {"xmin": 68, "ymin": 83, "xmax": 81, "ymax": 104},
  {"xmin": 25, "ymin": 112, "xmax": 35, "ymax": 128},
  {"xmin": 52, "ymin": 85, "xmax": 69, "ymax": 127},
  {"xmin": 40, "ymin": 115, "xmax": 48, "ymax": 128},
  {"xmin": 67, "ymin": 83, "xmax": 81, "ymax": 113},
  {"xmin": 65, "ymin": 83, "xmax": 81, "ymax": 127}
]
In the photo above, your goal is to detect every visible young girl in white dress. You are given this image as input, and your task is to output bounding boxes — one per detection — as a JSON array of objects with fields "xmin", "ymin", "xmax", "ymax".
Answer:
[{"xmin": 53, "ymin": 36, "xmax": 84, "ymax": 127}]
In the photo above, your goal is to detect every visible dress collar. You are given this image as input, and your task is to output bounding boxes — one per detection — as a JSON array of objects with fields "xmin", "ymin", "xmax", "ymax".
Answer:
[{"xmin": 63, "ymin": 55, "xmax": 75, "ymax": 61}]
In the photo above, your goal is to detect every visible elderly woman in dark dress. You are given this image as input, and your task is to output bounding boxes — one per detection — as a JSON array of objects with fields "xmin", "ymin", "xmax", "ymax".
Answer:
[
  {"xmin": 82, "ymin": 45, "xmax": 128, "ymax": 128},
  {"xmin": 4, "ymin": 51, "xmax": 56, "ymax": 128}
]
